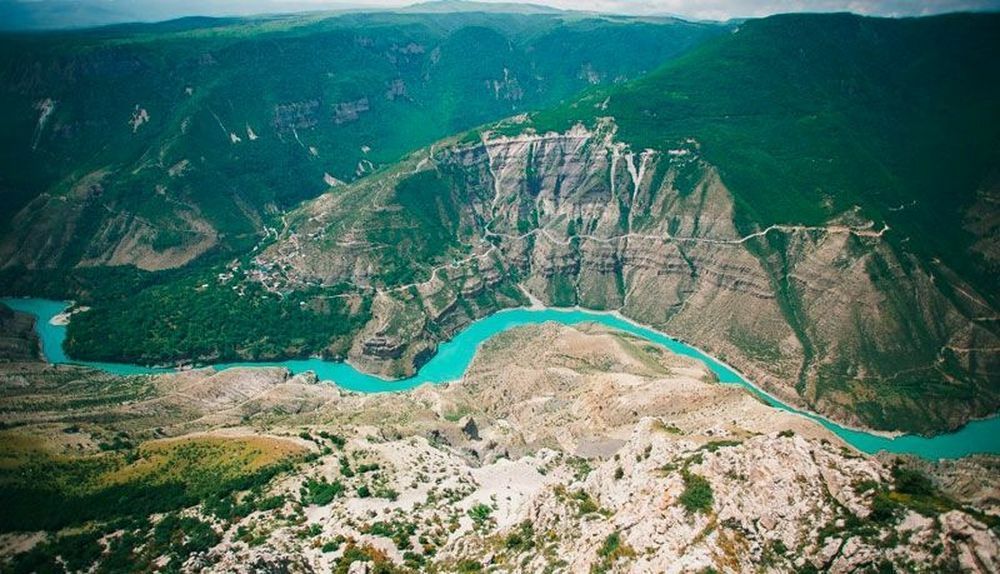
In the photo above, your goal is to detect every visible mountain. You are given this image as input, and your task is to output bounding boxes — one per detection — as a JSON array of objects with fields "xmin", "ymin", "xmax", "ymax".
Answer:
[
  {"xmin": 0, "ymin": 0, "xmax": 368, "ymax": 31},
  {"xmin": 0, "ymin": 10, "xmax": 721, "ymax": 270},
  {"xmin": 83, "ymin": 11, "xmax": 993, "ymax": 436},
  {"xmin": 3, "ymin": 12, "xmax": 997, "ymax": 436},
  {"xmin": 0, "ymin": 10, "xmax": 999, "ymax": 573}
]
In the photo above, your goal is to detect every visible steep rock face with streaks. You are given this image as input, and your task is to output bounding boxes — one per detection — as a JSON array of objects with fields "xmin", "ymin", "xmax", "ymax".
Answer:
[
  {"xmin": 259, "ymin": 119, "xmax": 998, "ymax": 433},
  {"xmin": 0, "ymin": 11, "xmax": 720, "ymax": 272},
  {"xmin": 23, "ymin": 14, "xmax": 1000, "ymax": 432}
]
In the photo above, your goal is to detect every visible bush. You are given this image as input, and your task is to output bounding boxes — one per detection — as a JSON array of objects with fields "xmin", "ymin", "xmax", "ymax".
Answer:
[
  {"xmin": 591, "ymin": 531, "xmax": 635, "ymax": 573},
  {"xmin": 468, "ymin": 503, "xmax": 492, "ymax": 526},
  {"xmin": 679, "ymin": 470, "xmax": 713, "ymax": 514},
  {"xmin": 301, "ymin": 478, "xmax": 345, "ymax": 506},
  {"xmin": 318, "ymin": 431, "xmax": 347, "ymax": 449},
  {"xmin": 892, "ymin": 467, "xmax": 935, "ymax": 497},
  {"xmin": 870, "ymin": 492, "xmax": 901, "ymax": 524},
  {"xmin": 504, "ymin": 520, "xmax": 535, "ymax": 552}
]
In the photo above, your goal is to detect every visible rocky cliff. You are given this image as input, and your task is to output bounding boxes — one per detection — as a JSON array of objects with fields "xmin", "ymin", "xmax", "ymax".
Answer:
[
  {"xmin": 0, "ymin": 11, "xmax": 719, "ymax": 272},
  {"xmin": 258, "ymin": 119, "xmax": 998, "ymax": 434}
]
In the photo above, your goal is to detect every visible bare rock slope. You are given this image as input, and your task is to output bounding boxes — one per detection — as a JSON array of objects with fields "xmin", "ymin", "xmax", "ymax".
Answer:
[
  {"xmin": 256, "ymin": 120, "xmax": 999, "ymax": 434},
  {"xmin": 2, "ymin": 323, "xmax": 996, "ymax": 572}
]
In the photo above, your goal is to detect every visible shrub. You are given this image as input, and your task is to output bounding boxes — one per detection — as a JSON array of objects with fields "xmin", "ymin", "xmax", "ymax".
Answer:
[
  {"xmin": 591, "ymin": 531, "xmax": 635, "ymax": 573},
  {"xmin": 468, "ymin": 503, "xmax": 492, "ymax": 526},
  {"xmin": 870, "ymin": 492, "xmax": 901, "ymax": 524},
  {"xmin": 679, "ymin": 470, "xmax": 713, "ymax": 514},
  {"xmin": 892, "ymin": 467, "xmax": 934, "ymax": 497},
  {"xmin": 504, "ymin": 521, "xmax": 535, "ymax": 552},
  {"xmin": 301, "ymin": 478, "xmax": 345, "ymax": 506}
]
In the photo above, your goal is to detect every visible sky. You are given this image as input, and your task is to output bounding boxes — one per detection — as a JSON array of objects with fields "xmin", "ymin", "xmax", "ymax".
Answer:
[
  {"xmin": 2, "ymin": 0, "xmax": 999, "ymax": 30},
  {"xmin": 307, "ymin": 0, "xmax": 1000, "ymax": 19}
]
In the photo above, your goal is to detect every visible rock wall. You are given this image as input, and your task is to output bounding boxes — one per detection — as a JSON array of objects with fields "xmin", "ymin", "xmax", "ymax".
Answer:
[{"xmin": 258, "ymin": 121, "xmax": 999, "ymax": 433}]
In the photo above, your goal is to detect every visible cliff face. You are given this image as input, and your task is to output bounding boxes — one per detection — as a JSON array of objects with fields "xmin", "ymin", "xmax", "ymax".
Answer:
[
  {"xmin": 259, "ymin": 120, "xmax": 999, "ymax": 433},
  {"xmin": 0, "ymin": 12, "xmax": 720, "ymax": 273}
]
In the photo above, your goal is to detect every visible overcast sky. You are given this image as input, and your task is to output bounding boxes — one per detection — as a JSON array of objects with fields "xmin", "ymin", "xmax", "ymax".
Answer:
[
  {"xmin": 340, "ymin": 0, "xmax": 1000, "ymax": 19},
  {"xmin": 3, "ymin": 0, "xmax": 1000, "ymax": 30}
]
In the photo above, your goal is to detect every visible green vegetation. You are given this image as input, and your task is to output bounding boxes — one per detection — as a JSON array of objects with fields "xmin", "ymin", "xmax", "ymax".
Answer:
[
  {"xmin": 4, "ymin": 512, "xmax": 222, "ymax": 574},
  {"xmin": 553, "ymin": 485, "xmax": 602, "ymax": 516},
  {"xmin": 65, "ymin": 272, "xmax": 369, "ymax": 364},
  {"xmin": 591, "ymin": 531, "xmax": 635, "ymax": 574},
  {"xmin": 529, "ymin": 12, "xmax": 1000, "ymax": 432},
  {"xmin": 700, "ymin": 439, "xmax": 742, "ymax": 453},
  {"xmin": 334, "ymin": 541, "xmax": 405, "ymax": 574},
  {"xmin": 365, "ymin": 520, "xmax": 418, "ymax": 551},
  {"xmin": 679, "ymin": 469, "xmax": 714, "ymax": 515},
  {"xmin": 0, "ymin": 445, "xmax": 299, "ymax": 533},
  {"xmin": 538, "ymin": 14, "xmax": 1000, "ymax": 294},
  {"xmin": 5, "ymin": 12, "xmax": 995, "ymax": 436},
  {"xmin": 0, "ymin": 11, "xmax": 719, "ymax": 252},
  {"xmin": 376, "ymin": 170, "xmax": 465, "ymax": 286},
  {"xmin": 468, "ymin": 503, "xmax": 494, "ymax": 527},
  {"xmin": 301, "ymin": 477, "xmax": 346, "ymax": 506},
  {"xmin": 0, "ymin": 417, "xmax": 306, "ymax": 536},
  {"xmin": 504, "ymin": 520, "xmax": 536, "ymax": 552}
]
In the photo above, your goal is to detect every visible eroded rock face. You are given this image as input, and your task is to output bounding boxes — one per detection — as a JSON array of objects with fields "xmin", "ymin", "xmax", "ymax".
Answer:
[
  {"xmin": 258, "ymin": 120, "xmax": 998, "ymax": 433},
  {"xmin": 0, "ymin": 306, "xmax": 39, "ymax": 362},
  {"xmin": 0, "ymin": 169, "xmax": 218, "ymax": 272},
  {"xmin": 273, "ymin": 99, "xmax": 320, "ymax": 131}
]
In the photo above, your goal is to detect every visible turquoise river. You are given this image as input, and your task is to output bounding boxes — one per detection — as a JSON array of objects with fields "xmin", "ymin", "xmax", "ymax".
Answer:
[{"xmin": 3, "ymin": 297, "xmax": 999, "ymax": 459}]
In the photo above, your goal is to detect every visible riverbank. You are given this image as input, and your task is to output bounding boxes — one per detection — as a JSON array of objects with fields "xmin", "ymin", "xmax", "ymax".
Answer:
[{"xmin": 2, "ymin": 296, "xmax": 999, "ymax": 459}]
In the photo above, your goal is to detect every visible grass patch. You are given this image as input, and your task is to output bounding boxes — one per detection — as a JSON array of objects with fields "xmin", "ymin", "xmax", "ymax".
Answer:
[{"xmin": 679, "ymin": 469, "xmax": 714, "ymax": 515}]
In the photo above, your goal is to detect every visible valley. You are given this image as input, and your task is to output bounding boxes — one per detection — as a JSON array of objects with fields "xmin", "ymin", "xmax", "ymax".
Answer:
[
  {"xmin": 7, "ymin": 289, "xmax": 1000, "ymax": 459},
  {"xmin": 0, "ymin": 4, "xmax": 998, "ymax": 572},
  {"xmin": 3, "ymin": 12, "xmax": 993, "ymax": 436}
]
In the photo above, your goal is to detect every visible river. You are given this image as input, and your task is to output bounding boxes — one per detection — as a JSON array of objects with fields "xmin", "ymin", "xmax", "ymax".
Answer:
[{"xmin": 3, "ymin": 297, "xmax": 998, "ymax": 459}]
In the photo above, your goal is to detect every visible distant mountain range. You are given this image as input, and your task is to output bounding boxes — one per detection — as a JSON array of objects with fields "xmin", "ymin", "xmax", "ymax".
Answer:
[{"xmin": 0, "ymin": 0, "xmax": 578, "ymax": 31}]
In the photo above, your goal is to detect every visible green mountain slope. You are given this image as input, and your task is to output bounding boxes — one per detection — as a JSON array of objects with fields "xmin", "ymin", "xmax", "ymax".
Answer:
[
  {"xmin": 8, "ymin": 12, "xmax": 999, "ymax": 435},
  {"xmin": 223, "ymin": 12, "xmax": 995, "ymax": 434},
  {"xmin": 536, "ymin": 12, "xmax": 1000, "ymax": 296},
  {"xmin": 0, "ymin": 10, "xmax": 721, "ymax": 269}
]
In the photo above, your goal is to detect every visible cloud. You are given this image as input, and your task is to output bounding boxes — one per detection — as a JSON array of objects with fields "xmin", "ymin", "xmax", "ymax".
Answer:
[
  {"xmin": 468, "ymin": 0, "xmax": 1000, "ymax": 19},
  {"xmin": 2, "ymin": 0, "xmax": 998, "ymax": 30}
]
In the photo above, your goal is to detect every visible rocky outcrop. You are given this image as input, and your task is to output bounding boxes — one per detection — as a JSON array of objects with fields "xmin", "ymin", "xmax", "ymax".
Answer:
[
  {"xmin": 273, "ymin": 99, "xmax": 320, "ymax": 131},
  {"xmin": 258, "ymin": 120, "xmax": 999, "ymax": 433},
  {"xmin": 0, "ymin": 306, "xmax": 39, "ymax": 362},
  {"xmin": 332, "ymin": 98, "xmax": 370, "ymax": 125}
]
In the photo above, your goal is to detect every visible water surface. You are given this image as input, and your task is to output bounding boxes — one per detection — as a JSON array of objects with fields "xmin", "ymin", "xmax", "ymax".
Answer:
[{"xmin": 4, "ymin": 297, "xmax": 998, "ymax": 459}]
